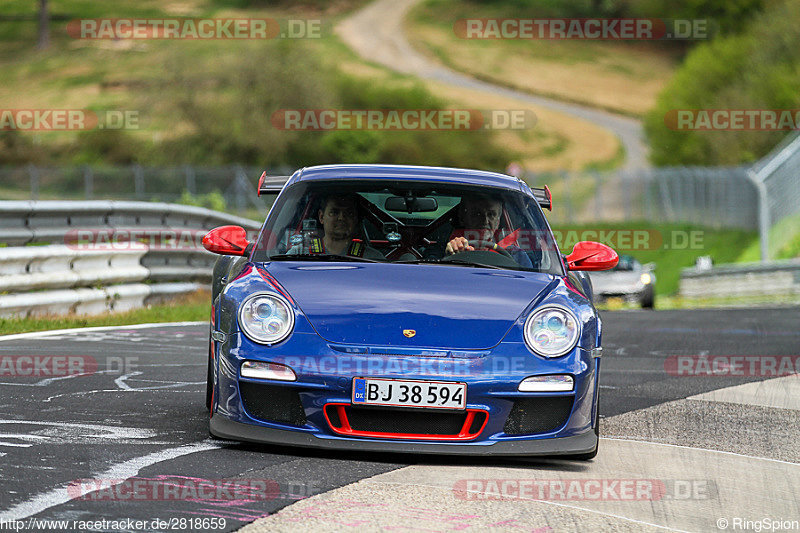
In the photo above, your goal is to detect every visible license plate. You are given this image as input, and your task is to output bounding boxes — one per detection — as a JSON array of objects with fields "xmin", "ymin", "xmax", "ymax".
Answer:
[{"xmin": 351, "ymin": 378, "xmax": 466, "ymax": 410}]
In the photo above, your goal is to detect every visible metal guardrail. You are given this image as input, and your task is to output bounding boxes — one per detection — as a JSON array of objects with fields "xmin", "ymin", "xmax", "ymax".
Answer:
[
  {"xmin": 0, "ymin": 200, "xmax": 261, "ymax": 245},
  {"xmin": 0, "ymin": 245, "xmax": 148, "ymax": 292},
  {"xmin": 679, "ymin": 260, "xmax": 800, "ymax": 299},
  {"xmin": 0, "ymin": 201, "xmax": 262, "ymax": 318}
]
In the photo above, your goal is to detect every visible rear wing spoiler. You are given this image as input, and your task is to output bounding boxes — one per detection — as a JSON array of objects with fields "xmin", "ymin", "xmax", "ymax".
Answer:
[
  {"xmin": 532, "ymin": 185, "xmax": 552, "ymax": 211},
  {"xmin": 257, "ymin": 172, "xmax": 291, "ymax": 196},
  {"xmin": 258, "ymin": 171, "xmax": 553, "ymax": 211}
]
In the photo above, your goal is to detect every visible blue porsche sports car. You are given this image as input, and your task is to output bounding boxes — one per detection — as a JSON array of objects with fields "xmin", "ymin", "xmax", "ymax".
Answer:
[{"xmin": 203, "ymin": 164, "xmax": 617, "ymax": 459}]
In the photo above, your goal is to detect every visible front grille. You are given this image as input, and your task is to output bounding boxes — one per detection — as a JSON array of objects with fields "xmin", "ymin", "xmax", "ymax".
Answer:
[
  {"xmin": 239, "ymin": 381, "xmax": 306, "ymax": 426},
  {"xmin": 503, "ymin": 396, "xmax": 573, "ymax": 435},
  {"xmin": 347, "ymin": 407, "xmax": 467, "ymax": 435},
  {"xmin": 325, "ymin": 404, "xmax": 487, "ymax": 440}
]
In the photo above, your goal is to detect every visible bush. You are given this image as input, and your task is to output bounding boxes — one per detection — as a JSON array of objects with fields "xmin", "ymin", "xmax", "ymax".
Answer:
[
  {"xmin": 463, "ymin": 0, "xmax": 762, "ymax": 32},
  {"xmin": 149, "ymin": 40, "xmax": 513, "ymax": 170},
  {"xmin": 177, "ymin": 190, "xmax": 227, "ymax": 212},
  {"xmin": 645, "ymin": 0, "xmax": 800, "ymax": 166}
]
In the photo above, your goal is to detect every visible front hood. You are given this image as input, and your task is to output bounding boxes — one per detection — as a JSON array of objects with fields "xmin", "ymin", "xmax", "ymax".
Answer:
[{"xmin": 265, "ymin": 262, "xmax": 556, "ymax": 350}]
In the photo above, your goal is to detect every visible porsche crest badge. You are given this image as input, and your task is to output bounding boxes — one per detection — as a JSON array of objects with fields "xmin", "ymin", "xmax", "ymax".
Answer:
[{"xmin": 403, "ymin": 329, "xmax": 416, "ymax": 338}]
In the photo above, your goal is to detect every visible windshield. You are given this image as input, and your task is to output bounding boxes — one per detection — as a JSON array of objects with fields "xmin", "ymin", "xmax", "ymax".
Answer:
[{"xmin": 251, "ymin": 179, "xmax": 563, "ymax": 275}]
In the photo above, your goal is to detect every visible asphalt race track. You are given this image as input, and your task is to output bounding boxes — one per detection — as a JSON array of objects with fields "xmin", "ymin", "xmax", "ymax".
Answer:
[{"xmin": 0, "ymin": 309, "xmax": 798, "ymax": 532}]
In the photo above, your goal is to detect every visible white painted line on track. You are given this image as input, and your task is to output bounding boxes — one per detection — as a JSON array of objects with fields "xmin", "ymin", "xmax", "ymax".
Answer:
[
  {"xmin": 114, "ymin": 371, "xmax": 204, "ymax": 391},
  {"xmin": 687, "ymin": 374, "xmax": 800, "ymax": 410},
  {"xmin": 0, "ymin": 322, "xmax": 206, "ymax": 342},
  {"xmin": 603, "ymin": 437, "xmax": 800, "ymax": 466},
  {"xmin": 0, "ymin": 420, "xmax": 156, "ymax": 440},
  {"xmin": 114, "ymin": 371, "xmax": 141, "ymax": 390},
  {"xmin": 0, "ymin": 441, "xmax": 221, "ymax": 521},
  {"xmin": 244, "ymin": 436, "xmax": 800, "ymax": 532}
]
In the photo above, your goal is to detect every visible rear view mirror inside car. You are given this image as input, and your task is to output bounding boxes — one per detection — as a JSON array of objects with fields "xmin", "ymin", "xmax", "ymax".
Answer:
[{"xmin": 385, "ymin": 196, "xmax": 438, "ymax": 213}]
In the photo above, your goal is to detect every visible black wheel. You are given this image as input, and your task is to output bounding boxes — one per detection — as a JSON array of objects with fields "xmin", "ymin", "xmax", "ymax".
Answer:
[
  {"xmin": 640, "ymin": 285, "xmax": 655, "ymax": 309},
  {"xmin": 206, "ymin": 336, "xmax": 214, "ymax": 411},
  {"xmin": 567, "ymin": 392, "xmax": 600, "ymax": 461}
]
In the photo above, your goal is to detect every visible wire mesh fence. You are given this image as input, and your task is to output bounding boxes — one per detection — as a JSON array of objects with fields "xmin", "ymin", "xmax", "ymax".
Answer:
[
  {"xmin": 3, "ymin": 131, "xmax": 798, "ymax": 260},
  {"xmin": 523, "ymin": 166, "xmax": 757, "ymax": 230},
  {"xmin": 0, "ymin": 164, "xmax": 293, "ymax": 213},
  {"xmin": 748, "ymin": 131, "xmax": 800, "ymax": 260}
]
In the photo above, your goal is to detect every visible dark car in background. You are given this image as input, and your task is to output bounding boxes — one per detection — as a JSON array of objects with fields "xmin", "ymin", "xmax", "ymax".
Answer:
[{"xmin": 590, "ymin": 254, "xmax": 655, "ymax": 309}]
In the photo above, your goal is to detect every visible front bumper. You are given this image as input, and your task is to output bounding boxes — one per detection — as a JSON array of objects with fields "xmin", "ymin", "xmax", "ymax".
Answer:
[
  {"xmin": 209, "ymin": 330, "xmax": 600, "ymax": 455},
  {"xmin": 210, "ymin": 414, "xmax": 598, "ymax": 456}
]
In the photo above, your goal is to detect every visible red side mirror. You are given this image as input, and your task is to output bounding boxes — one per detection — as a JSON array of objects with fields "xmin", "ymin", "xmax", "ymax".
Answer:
[
  {"xmin": 203, "ymin": 226, "xmax": 251, "ymax": 256},
  {"xmin": 565, "ymin": 241, "xmax": 618, "ymax": 271}
]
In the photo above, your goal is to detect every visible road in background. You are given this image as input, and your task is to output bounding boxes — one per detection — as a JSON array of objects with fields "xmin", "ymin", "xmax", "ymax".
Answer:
[{"xmin": 336, "ymin": 0, "xmax": 648, "ymax": 171}]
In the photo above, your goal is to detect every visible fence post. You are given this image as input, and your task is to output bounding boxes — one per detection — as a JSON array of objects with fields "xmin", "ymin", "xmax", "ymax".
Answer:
[
  {"xmin": 84, "ymin": 165, "xmax": 93, "ymax": 199},
  {"xmin": 28, "ymin": 164, "xmax": 39, "ymax": 200},
  {"xmin": 747, "ymin": 169, "xmax": 769, "ymax": 262},
  {"xmin": 134, "ymin": 164, "xmax": 145, "ymax": 199},
  {"xmin": 184, "ymin": 165, "xmax": 196, "ymax": 195}
]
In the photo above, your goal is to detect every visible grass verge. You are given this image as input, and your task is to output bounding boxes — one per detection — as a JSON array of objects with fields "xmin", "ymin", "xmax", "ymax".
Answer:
[
  {"xmin": 737, "ymin": 212, "xmax": 800, "ymax": 262},
  {"xmin": 0, "ymin": 289, "xmax": 209, "ymax": 336},
  {"xmin": 553, "ymin": 221, "xmax": 757, "ymax": 296},
  {"xmin": 596, "ymin": 294, "xmax": 800, "ymax": 311}
]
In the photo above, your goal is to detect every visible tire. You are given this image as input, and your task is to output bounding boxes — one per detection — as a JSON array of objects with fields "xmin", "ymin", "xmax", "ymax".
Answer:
[
  {"xmin": 640, "ymin": 285, "xmax": 655, "ymax": 309},
  {"xmin": 206, "ymin": 336, "xmax": 214, "ymax": 411},
  {"xmin": 567, "ymin": 391, "xmax": 600, "ymax": 461}
]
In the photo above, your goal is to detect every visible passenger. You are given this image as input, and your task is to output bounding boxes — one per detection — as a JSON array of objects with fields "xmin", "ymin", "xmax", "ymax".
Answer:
[{"xmin": 289, "ymin": 194, "xmax": 384, "ymax": 259}]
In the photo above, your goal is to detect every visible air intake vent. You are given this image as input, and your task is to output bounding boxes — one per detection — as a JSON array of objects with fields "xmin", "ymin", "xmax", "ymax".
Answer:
[
  {"xmin": 324, "ymin": 404, "xmax": 487, "ymax": 441},
  {"xmin": 239, "ymin": 382, "xmax": 306, "ymax": 426},
  {"xmin": 503, "ymin": 396, "xmax": 573, "ymax": 435}
]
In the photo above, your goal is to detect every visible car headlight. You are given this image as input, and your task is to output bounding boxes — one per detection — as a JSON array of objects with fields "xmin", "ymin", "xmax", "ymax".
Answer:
[
  {"xmin": 640, "ymin": 272, "xmax": 652, "ymax": 285},
  {"xmin": 524, "ymin": 305, "xmax": 580, "ymax": 358},
  {"xmin": 238, "ymin": 292, "xmax": 295, "ymax": 345}
]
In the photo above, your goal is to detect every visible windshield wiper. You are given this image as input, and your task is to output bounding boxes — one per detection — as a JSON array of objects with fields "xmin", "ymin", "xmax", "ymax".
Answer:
[
  {"xmin": 431, "ymin": 258, "xmax": 508, "ymax": 270},
  {"xmin": 395, "ymin": 258, "xmax": 441, "ymax": 264},
  {"xmin": 268, "ymin": 254, "xmax": 381, "ymax": 263}
]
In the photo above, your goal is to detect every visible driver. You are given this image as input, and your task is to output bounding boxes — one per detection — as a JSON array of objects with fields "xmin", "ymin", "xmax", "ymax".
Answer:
[
  {"xmin": 289, "ymin": 194, "xmax": 383, "ymax": 259},
  {"xmin": 445, "ymin": 194, "xmax": 503, "ymax": 254},
  {"xmin": 445, "ymin": 193, "xmax": 532, "ymax": 267}
]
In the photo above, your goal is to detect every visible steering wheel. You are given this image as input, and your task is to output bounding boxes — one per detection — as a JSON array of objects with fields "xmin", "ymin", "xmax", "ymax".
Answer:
[{"xmin": 471, "ymin": 240, "xmax": 514, "ymax": 259}]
